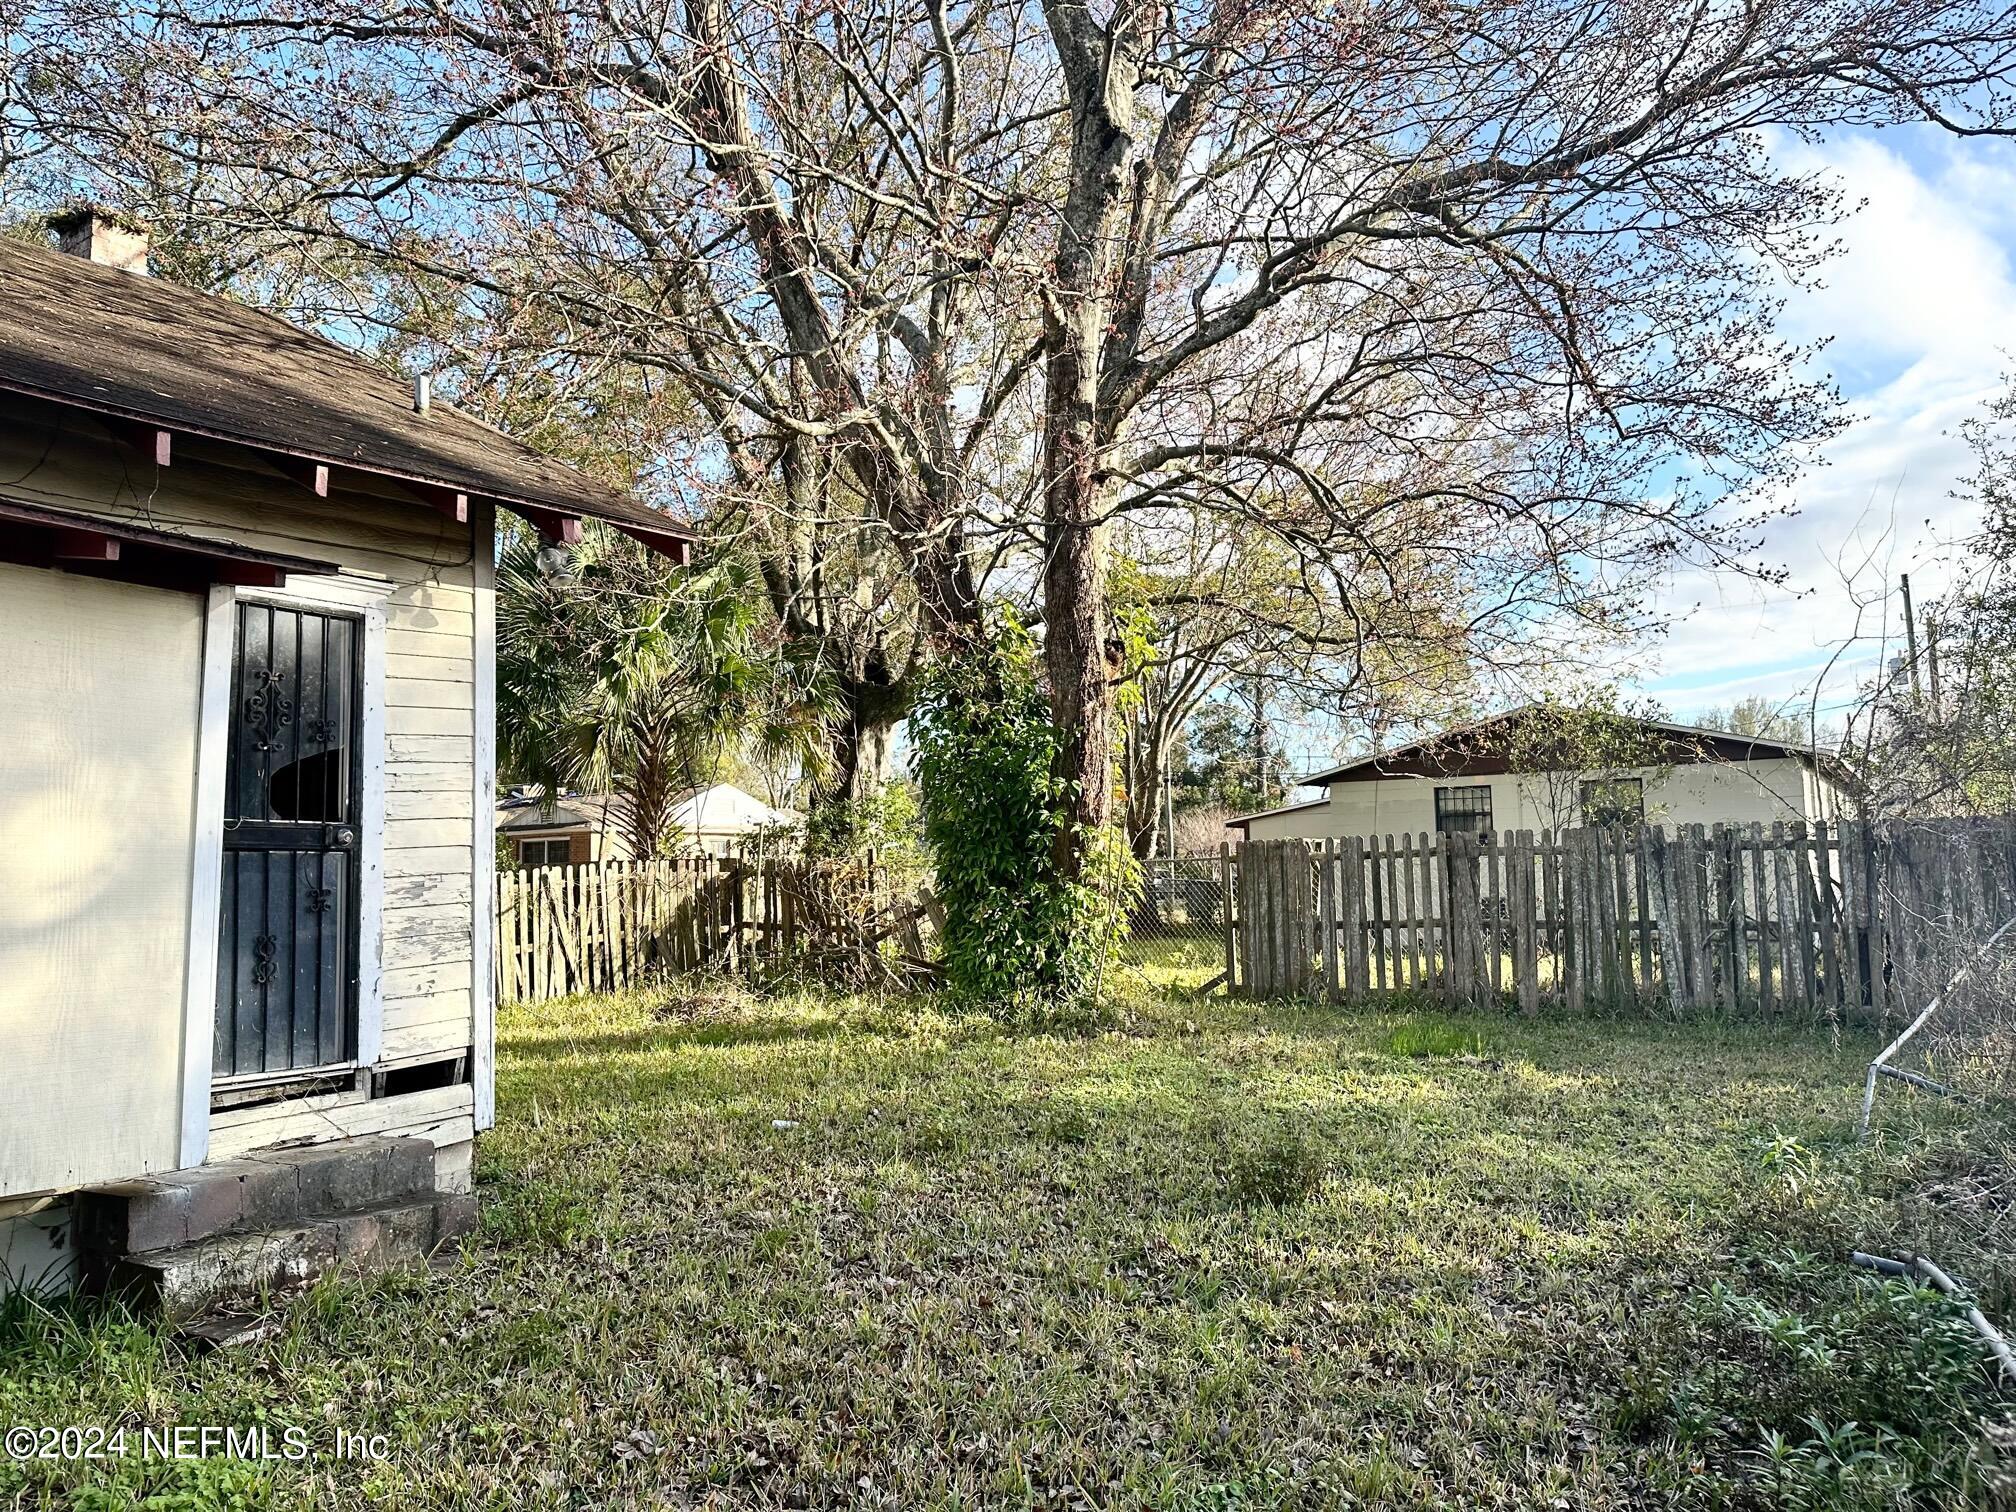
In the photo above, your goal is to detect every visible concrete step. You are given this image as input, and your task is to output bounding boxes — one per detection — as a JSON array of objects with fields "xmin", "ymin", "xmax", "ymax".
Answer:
[
  {"xmin": 74, "ymin": 1137, "xmax": 438, "ymax": 1256},
  {"xmin": 104, "ymin": 1190, "xmax": 479, "ymax": 1323}
]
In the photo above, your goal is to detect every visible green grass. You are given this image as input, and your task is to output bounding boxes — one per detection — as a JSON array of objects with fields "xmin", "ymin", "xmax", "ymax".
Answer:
[
  {"xmin": 2, "ymin": 983, "xmax": 2009, "ymax": 1509},
  {"xmin": 1119, "ymin": 930, "xmax": 1224, "ymax": 992},
  {"xmin": 1379, "ymin": 1017, "xmax": 1493, "ymax": 1059}
]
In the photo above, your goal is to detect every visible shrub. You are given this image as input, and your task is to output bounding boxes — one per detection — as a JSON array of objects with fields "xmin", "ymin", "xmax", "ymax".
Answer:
[{"xmin": 910, "ymin": 614, "xmax": 1118, "ymax": 1006}]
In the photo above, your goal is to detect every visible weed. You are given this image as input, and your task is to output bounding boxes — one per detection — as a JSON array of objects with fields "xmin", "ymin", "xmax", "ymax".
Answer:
[
  {"xmin": 1381, "ymin": 1017, "xmax": 1492, "ymax": 1059},
  {"xmin": 1221, "ymin": 1119, "xmax": 1329, "ymax": 1207}
]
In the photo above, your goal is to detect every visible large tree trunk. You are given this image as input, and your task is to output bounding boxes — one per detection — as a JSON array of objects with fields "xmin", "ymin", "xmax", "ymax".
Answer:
[
  {"xmin": 1042, "ymin": 338, "xmax": 1117, "ymax": 881},
  {"xmin": 817, "ymin": 669, "xmax": 907, "ymax": 815},
  {"xmin": 1123, "ymin": 717, "xmax": 1169, "ymax": 860},
  {"xmin": 762, "ymin": 432, "xmax": 926, "ymax": 835},
  {"xmin": 1040, "ymin": 11, "xmax": 1140, "ymax": 883},
  {"xmin": 1126, "ymin": 786, "xmax": 1160, "ymax": 861},
  {"xmin": 825, "ymin": 715, "xmax": 893, "ymax": 809}
]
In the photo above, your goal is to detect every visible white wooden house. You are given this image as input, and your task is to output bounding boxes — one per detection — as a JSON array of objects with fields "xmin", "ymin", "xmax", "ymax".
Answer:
[
  {"xmin": 1229, "ymin": 707, "xmax": 1853, "ymax": 845},
  {"xmin": 0, "ymin": 212, "xmax": 693, "ymax": 1301}
]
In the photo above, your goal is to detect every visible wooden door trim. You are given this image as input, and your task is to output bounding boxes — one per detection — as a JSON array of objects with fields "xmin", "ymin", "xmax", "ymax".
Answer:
[
  {"xmin": 209, "ymin": 583, "xmax": 387, "ymax": 1104},
  {"xmin": 471, "ymin": 500, "xmax": 497, "ymax": 1131},
  {"xmin": 178, "ymin": 585, "xmax": 234, "ymax": 1168}
]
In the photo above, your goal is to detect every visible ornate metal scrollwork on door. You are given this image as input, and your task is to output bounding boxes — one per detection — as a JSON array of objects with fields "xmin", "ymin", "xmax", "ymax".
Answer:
[
  {"xmin": 305, "ymin": 885, "xmax": 335, "ymax": 915},
  {"xmin": 250, "ymin": 933, "xmax": 280, "ymax": 985},
  {"xmin": 245, "ymin": 666, "xmax": 295, "ymax": 753}
]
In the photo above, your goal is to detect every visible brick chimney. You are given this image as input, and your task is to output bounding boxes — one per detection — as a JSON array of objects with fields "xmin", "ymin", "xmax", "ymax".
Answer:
[{"xmin": 49, "ymin": 207, "xmax": 151, "ymax": 276}]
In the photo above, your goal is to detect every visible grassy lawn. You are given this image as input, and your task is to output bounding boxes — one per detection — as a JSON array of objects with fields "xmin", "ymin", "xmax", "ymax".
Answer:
[{"xmin": 4, "ymin": 984, "xmax": 2011, "ymax": 1509}]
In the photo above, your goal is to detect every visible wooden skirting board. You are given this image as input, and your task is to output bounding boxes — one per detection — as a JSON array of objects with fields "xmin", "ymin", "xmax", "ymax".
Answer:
[{"xmin": 208, "ymin": 1082, "xmax": 474, "ymax": 1163}]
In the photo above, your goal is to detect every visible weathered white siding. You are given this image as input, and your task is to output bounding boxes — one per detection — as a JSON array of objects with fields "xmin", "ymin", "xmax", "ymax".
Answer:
[
  {"xmin": 0, "ymin": 565, "xmax": 199, "ymax": 1193},
  {"xmin": 0, "ymin": 397, "xmax": 481, "ymax": 1177}
]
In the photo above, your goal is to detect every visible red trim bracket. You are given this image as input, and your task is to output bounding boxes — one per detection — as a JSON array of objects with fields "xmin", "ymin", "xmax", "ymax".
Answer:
[
  {"xmin": 105, "ymin": 418, "xmax": 172, "ymax": 467},
  {"xmin": 512, "ymin": 503, "xmax": 584, "ymax": 546},
  {"xmin": 609, "ymin": 522, "xmax": 695, "ymax": 565},
  {"xmin": 275, "ymin": 458, "xmax": 332, "ymax": 497},
  {"xmin": 402, "ymin": 480, "xmax": 471, "ymax": 524}
]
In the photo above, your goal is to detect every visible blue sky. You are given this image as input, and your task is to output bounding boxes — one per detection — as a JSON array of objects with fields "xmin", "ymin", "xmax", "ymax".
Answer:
[
  {"xmin": 1638, "ymin": 124, "xmax": 2016, "ymax": 728},
  {"xmin": 1267, "ymin": 123, "xmax": 2016, "ymax": 779}
]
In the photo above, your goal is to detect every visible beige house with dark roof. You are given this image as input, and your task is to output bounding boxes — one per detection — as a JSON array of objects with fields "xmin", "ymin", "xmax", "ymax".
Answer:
[
  {"xmin": 0, "ymin": 212, "xmax": 693, "ymax": 1301},
  {"xmin": 1229, "ymin": 707, "xmax": 1853, "ymax": 845}
]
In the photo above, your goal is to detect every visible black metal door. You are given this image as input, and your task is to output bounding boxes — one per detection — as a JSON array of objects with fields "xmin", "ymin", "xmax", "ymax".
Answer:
[{"xmin": 215, "ymin": 602, "xmax": 361, "ymax": 1079}]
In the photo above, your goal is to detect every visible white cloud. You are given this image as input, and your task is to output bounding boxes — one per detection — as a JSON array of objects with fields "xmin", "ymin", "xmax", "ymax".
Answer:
[
  {"xmin": 1774, "ymin": 136, "xmax": 2016, "ymax": 370},
  {"xmin": 1640, "ymin": 131, "xmax": 2016, "ymax": 726}
]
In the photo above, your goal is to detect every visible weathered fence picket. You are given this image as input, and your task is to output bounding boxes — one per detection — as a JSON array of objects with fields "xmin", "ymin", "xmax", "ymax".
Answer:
[
  {"xmin": 1321, "ymin": 838, "xmax": 1339, "ymax": 1000},
  {"xmin": 1228, "ymin": 819, "xmax": 2016, "ymax": 1022},
  {"xmin": 495, "ymin": 850, "xmax": 938, "ymax": 1004}
]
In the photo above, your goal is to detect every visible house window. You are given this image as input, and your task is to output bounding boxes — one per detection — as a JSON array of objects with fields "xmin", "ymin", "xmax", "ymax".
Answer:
[
  {"xmin": 1433, "ymin": 785, "xmax": 1493, "ymax": 837},
  {"xmin": 1580, "ymin": 777, "xmax": 1644, "ymax": 828},
  {"xmin": 517, "ymin": 837, "xmax": 572, "ymax": 868}
]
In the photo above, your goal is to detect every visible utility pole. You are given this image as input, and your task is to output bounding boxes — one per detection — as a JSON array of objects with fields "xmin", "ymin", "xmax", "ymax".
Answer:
[
  {"xmin": 1927, "ymin": 613, "xmax": 1943, "ymax": 720},
  {"xmin": 1248, "ymin": 675, "xmax": 1269, "ymax": 804},
  {"xmin": 1901, "ymin": 573, "xmax": 1924, "ymax": 708}
]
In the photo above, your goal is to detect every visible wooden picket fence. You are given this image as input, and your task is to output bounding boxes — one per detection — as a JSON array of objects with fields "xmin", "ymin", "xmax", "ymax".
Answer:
[
  {"xmin": 494, "ymin": 857, "xmax": 740, "ymax": 1003},
  {"xmin": 1228, "ymin": 819, "xmax": 2016, "ymax": 1024},
  {"xmin": 494, "ymin": 853, "xmax": 940, "ymax": 1003}
]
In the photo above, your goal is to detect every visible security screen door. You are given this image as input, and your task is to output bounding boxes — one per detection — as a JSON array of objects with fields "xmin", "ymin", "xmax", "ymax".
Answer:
[{"xmin": 215, "ymin": 601, "xmax": 361, "ymax": 1080}]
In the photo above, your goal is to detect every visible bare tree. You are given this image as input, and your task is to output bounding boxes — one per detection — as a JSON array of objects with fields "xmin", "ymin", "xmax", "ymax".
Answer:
[
  {"xmin": 1836, "ymin": 377, "xmax": 2016, "ymax": 817},
  {"xmin": 17, "ymin": 0, "xmax": 2016, "ymax": 888},
  {"xmin": 1113, "ymin": 510, "xmax": 1475, "ymax": 856},
  {"xmin": 1500, "ymin": 692, "xmax": 1682, "ymax": 832},
  {"xmin": 1697, "ymin": 696, "xmax": 1812, "ymax": 744}
]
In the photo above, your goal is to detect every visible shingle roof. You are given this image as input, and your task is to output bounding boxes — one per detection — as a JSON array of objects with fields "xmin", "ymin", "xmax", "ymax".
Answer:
[
  {"xmin": 0, "ymin": 237, "xmax": 695, "ymax": 555},
  {"xmin": 496, "ymin": 796, "xmax": 616, "ymax": 834},
  {"xmin": 1298, "ymin": 704, "xmax": 1843, "ymax": 787},
  {"xmin": 1224, "ymin": 798, "xmax": 1331, "ymax": 829}
]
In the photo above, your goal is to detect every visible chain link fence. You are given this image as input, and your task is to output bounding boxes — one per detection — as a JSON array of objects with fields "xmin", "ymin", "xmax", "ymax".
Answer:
[{"xmin": 1117, "ymin": 855, "xmax": 1229, "ymax": 993}]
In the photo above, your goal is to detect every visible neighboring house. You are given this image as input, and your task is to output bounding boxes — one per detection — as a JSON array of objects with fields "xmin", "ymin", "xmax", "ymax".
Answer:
[
  {"xmin": 495, "ymin": 783, "xmax": 800, "ymax": 866},
  {"xmin": 1228, "ymin": 707, "xmax": 1852, "ymax": 844},
  {"xmin": 496, "ymin": 792, "xmax": 616, "ymax": 867},
  {"xmin": 673, "ymin": 783, "xmax": 802, "ymax": 856},
  {"xmin": 0, "ymin": 212, "xmax": 694, "ymax": 1301}
]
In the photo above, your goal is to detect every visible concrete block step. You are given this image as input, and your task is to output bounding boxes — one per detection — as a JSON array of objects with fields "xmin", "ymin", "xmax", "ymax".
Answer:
[
  {"xmin": 104, "ymin": 1190, "xmax": 477, "ymax": 1323},
  {"xmin": 75, "ymin": 1137, "xmax": 438, "ymax": 1255}
]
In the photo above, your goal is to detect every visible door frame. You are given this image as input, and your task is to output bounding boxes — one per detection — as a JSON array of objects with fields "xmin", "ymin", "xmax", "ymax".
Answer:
[{"xmin": 177, "ymin": 582, "xmax": 387, "ymax": 1167}]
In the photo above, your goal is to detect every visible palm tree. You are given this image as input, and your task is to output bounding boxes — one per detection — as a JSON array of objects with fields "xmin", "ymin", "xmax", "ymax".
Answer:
[{"xmin": 497, "ymin": 524, "xmax": 832, "ymax": 859}]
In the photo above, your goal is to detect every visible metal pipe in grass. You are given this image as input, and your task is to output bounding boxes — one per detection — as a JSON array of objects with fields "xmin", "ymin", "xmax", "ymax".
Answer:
[
  {"xmin": 1851, "ymin": 1250, "xmax": 2016, "ymax": 1388},
  {"xmin": 1877, "ymin": 1065, "xmax": 1964, "ymax": 1098},
  {"xmin": 1858, "ymin": 913, "xmax": 2016, "ymax": 1141}
]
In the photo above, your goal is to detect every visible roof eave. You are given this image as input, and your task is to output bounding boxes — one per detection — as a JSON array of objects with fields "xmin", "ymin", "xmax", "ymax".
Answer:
[
  {"xmin": 1, "ymin": 379, "xmax": 699, "ymax": 563},
  {"xmin": 1227, "ymin": 797, "xmax": 1332, "ymax": 828},
  {"xmin": 1299, "ymin": 715, "xmax": 1826, "ymax": 788},
  {"xmin": 0, "ymin": 493, "xmax": 340, "ymax": 588}
]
